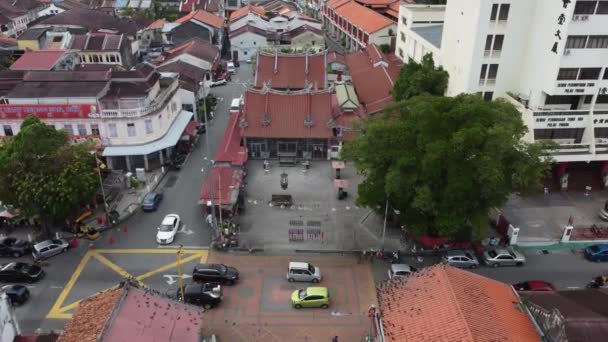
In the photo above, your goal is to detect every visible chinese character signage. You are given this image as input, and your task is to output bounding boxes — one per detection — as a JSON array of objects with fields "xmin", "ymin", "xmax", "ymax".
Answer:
[
  {"xmin": 552, "ymin": 1, "xmax": 571, "ymax": 53},
  {"xmin": 0, "ymin": 104, "xmax": 98, "ymax": 120}
]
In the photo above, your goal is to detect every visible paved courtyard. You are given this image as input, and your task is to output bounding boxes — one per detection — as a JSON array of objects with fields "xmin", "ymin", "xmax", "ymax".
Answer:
[
  {"xmin": 202, "ymin": 252, "xmax": 377, "ymax": 342},
  {"xmin": 237, "ymin": 160, "xmax": 398, "ymax": 251}
]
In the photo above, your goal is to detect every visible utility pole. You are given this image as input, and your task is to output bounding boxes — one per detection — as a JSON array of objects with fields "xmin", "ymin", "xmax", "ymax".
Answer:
[
  {"xmin": 95, "ymin": 155, "xmax": 110, "ymax": 225},
  {"xmin": 381, "ymin": 198, "xmax": 388, "ymax": 251},
  {"xmin": 176, "ymin": 245, "xmax": 185, "ymax": 301},
  {"xmin": 200, "ymin": 79, "xmax": 218, "ymax": 241}
]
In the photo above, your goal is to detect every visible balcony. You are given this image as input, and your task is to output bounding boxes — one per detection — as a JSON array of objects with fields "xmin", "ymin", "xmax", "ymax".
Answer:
[
  {"xmin": 483, "ymin": 50, "xmax": 502, "ymax": 58},
  {"xmin": 99, "ymin": 80, "xmax": 178, "ymax": 119},
  {"xmin": 546, "ymin": 142, "xmax": 592, "ymax": 155}
]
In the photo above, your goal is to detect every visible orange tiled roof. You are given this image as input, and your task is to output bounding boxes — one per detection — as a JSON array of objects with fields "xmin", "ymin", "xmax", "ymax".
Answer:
[
  {"xmin": 175, "ymin": 9, "xmax": 224, "ymax": 29},
  {"xmin": 377, "ymin": 264, "xmax": 542, "ymax": 342},
  {"xmin": 333, "ymin": 0, "xmax": 394, "ymax": 33},
  {"xmin": 229, "ymin": 4, "xmax": 266, "ymax": 22},
  {"xmin": 147, "ymin": 18, "xmax": 167, "ymax": 29}
]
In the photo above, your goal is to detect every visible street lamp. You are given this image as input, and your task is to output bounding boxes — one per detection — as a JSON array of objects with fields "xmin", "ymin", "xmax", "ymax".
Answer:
[
  {"xmin": 176, "ymin": 245, "xmax": 185, "ymax": 301},
  {"xmin": 380, "ymin": 199, "xmax": 401, "ymax": 252}
]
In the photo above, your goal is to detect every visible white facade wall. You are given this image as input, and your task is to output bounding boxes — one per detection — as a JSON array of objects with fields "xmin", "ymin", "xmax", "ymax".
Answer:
[
  {"xmin": 369, "ymin": 25, "xmax": 396, "ymax": 48},
  {"xmin": 37, "ymin": 4, "xmax": 65, "ymax": 17},
  {"xmin": 231, "ymin": 31, "xmax": 267, "ymax": 61},
  {"xmin": 164, "ymin": 54, "xmax": 214, "ymax": 70},
  {"xmin": 78, "ymin": 51, "xmax": 123, "ymax": 65},
  {"xmin": 291, "ymin": 31, "xmax": 325, "ymax": 50},
  {"xmin": 395, "ymin": 6, "xmax": 444, "ymax": 64},
  {"xmin": 0, "ymin": 294, "xmax": 19, "ymax": 342}
]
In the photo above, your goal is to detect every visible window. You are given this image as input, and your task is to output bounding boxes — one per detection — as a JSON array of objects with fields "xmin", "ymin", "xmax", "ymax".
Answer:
[
  {"xmin": 579, "ymin": 67, "xmax": 601, "ymax": 80},
  {"xmin": 487, "ymin": 64, "xmax": 499, "ymax": 79},
  {"xmin": 108, "ymin": 123, "xmax": 117, "ymax": 137},
  {"xmin": 587, "ymin": 35, "xmax": 608, "ymax": 48},
  {"xmin": 598, "ymin": 95, "xmax": 608, "ymax": 104},
  {"xmin": 77, "ymin": 124, "xmax": 87, "ymax": 136},
  {"xmin": 480, "ymin": 64, "xmax": 488, "ymax": 80},
  {"xmin": 490, "ymin": 4, "xmax": 499, "ymax": 20},
  {"xmin": 63, "ymin": 124, "xmax": 74, "ymax": 135},
  {"xmin": 109, "ymin": 55, "xmax": 116, "ymax": 63},
  {"xmin": 557, "ymin": 68, "xmax": 578, "ymax": 80},
  {"xmin": 400, "ymin": 31, "xmax": 405, "ymax": 42},
  {"xmin": 127, "ymin": 123, "xmax": 136, "ymax": 137},
  {"xmin": 401, "ymin": 16, "xmax": 407, "ymax": 26},
  {"xmin": 91, "ymin": 124, "xmax": 100, "ymax": 135},
  {"xmin": 483, "ymin": 92, "xmax": 494, "ymax": 101},
  {"xmin": 145, "ymin": 119, "xmax": 153, "ymax": 134},
  {"xmin": 604, "ymin": 68, "xmax": 608, "ymax": 79},
  {"xmin": 92, "ymin": 55, "xmax": 99, "ymax": 63},
  {"xmin": 398, "ymin": 48, "xmax": 404, "ymax": 58},
  {"xmin": 52, "ymin": 36, "xmax": 62, "ymax": 42},
  {"xmin": 585, "ymin": 95, "xmax": 594, "ymax": 104},
  {"xmin": 598, "ymin": 0, "xmax": 608, "ymax": 14},
  {"xmin": 545, "ymin": 95, "xmax": 578, "ymax": 105},
  {"xmin": 244, "ymin": 51, "xmax": 247, "ymax": 55},
  {"xmin": 493, "ymin": 35, "xmax": 504, "ymax": 51},
  {"xmin": 574, "ymin": 1, "xmax": 597, "ymax": 14},
  {"xmin": 3, "ymin": 125, "xmax": 13, "ymax": 136},
  {"xmin": 485, "ymin": 35, "xmax": 493, "ymax": 50},
  {"xmin": 498, "ymin": 4, "xmax": 510, "ymax": 20},
  {"xmin": 46, "ymin": 124, "xmax": 55, "ymax": 129},
  {"xmin": 566, "ymin": 35, "xmax": 587, "ymax": 48}
]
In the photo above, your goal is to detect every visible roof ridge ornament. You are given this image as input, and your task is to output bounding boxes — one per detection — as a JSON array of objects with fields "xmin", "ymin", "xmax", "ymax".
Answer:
[
  {"xmin": 261, "ymin": 113, "xmax": 271, "ymax": 127},
  {"xmin": 239, "ymin": 116, "xmax": 248, "ymax": 128},
  {"xmin": 304, "ymin": 114, "xmax": 314, "ymax": 128},
  {"xmin": 326, "ymin": 118, "xmax": 335, "ymax": 129}
]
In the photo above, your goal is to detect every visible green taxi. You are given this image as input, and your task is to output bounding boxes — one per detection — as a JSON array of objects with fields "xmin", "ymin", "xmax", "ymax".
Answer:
[{"xmin": 291, "ymin": 286, "xmax": 330, "ymax": 309}]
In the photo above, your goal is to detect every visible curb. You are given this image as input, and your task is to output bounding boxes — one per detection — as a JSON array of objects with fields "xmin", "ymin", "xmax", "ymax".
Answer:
[{"xmin": 112, "ymin": 169, "xmax": 170, "ymax": 226}]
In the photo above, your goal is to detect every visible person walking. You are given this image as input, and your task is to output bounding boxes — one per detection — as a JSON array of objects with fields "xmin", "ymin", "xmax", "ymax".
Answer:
[{"xmin": 331, "ymin": 336, "xmax": 338, "ymax": 342}]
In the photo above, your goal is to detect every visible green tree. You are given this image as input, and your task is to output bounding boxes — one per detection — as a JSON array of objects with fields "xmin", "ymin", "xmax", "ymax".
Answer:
[
  {"xmin": 0, "ymin": 56, "xmax": 14, "ymax": 71},
  {"xmin": 342, "ymin": 95, "xmax": 552, "ymax": 239},
  {"xmin": 0, "ymin": 116, "xmax": 98, "ymax": 236},
  {"xmin": 392, "ymin": 53, "xmax": 449, "ymax": 101}
]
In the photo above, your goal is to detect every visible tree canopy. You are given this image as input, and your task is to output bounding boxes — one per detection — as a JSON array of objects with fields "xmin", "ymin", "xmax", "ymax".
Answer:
[
  {"xmin": 392, "ymin": 54, "xmax": 449, "ymax": 101},
  {"xmin": 342, "ymin": 95, "xmax": 551, "ymax": 239},
  {"xmin": 0, "ymin": 116, "xmax": 98, "ymax": 234}
]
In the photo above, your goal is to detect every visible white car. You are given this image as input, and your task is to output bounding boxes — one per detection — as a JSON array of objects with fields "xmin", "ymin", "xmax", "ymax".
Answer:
[
  {"xmin": 227, "ymin": 62, "xmax": 235, "ymax": 74},
  {"xmin": 157, "ymin": 214, "xmax": 181, "ymax": 245},
  {"xmin": 210, "ymin": 78, "xmax": 226, "ymax": 87}
]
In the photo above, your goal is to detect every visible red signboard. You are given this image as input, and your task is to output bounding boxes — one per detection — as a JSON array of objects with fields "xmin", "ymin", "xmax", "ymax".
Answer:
[{"xmin": 0, "ymin": 104, "xmax": 99, "ymax": 120}]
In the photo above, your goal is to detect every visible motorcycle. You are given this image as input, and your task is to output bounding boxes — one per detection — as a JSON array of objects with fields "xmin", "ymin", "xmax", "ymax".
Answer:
[{"xmin": 586, "ymin": 276, "xmax": 608, "ymax": 289}]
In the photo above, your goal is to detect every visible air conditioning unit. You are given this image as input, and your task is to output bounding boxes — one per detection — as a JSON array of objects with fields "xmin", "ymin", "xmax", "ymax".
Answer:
[
  {"xmin": 572, "ymin": 15, "xmax": 580, "ymax": 21},
  {"xmin": 564, "ymin": 49, "xmax": 571, "ymax": 55},
  {"xmin": 581, "ymin": 15, "xmax": 589, "ymax": 21}
]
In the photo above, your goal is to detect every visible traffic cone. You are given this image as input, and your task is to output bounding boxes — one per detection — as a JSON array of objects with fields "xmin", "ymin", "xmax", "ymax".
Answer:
[
  {"xmin": 123, "ymin": 226, "xmax": 128, "ymax": 233},
  {"xmin": 109, "ymin": 237, "xmax": 115, "ymax": 245}
]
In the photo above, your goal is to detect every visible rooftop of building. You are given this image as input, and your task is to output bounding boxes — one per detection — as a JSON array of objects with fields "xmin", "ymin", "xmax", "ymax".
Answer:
[
  {"xmin": 146, "ymin": 18, "xmax": 168, "ymax": 30},
  {"xmin": 0, "ymin": 34, "xmax": 17, "ymax": 48},
  {"xmin": 57, "ymin": 282, "xmax": 204, "ymax": 342},
  {"xmin": 1, "ymin": 0, "xmax": 44, "ymax": 12},
  {"xmin": 344, "ymin": 44, "xmax": 399, "ymax": 114},
  {"xmin": 229, "ymin": 4, "xmax": 267, "ymax": 22},
  {"xmin": 377, "ymin": 264, "xmax": 541, "ymax": 342},
  {"xmin": 523, "ymin": 289, "xmax": 608, "ymax": 342},
  {"xmin": 254, "ymin": 50, "xmax": 327, "ymax": 90},
  {"xmin": 175, "ymin": 9, "xmax": 224, "ymax": 29},
  {"xmin": 180, "ymin": 0, "xmax": 222, "ymax": 14},
  {"xmin": 17, "ymin": 28, "xmax": 49, "ymax": 41},
  {"xmin": 34, "ymin": 8, "xmax": 143, "ymax": 36},
  {"xmin": 412, "ymin": 24, "xmax": 443, "ymax": 49},
  {"xmin": 69, "ymin": 32, "xmax": 124, "ymax": 51},
  {"xmin": 160, "ymin": 37, "xmax": 219, "ymax": 65},
  {"xmin": 326, "ymin": 0, "xmax": 395, "ymax": 33},
  {"xmin": 9, "ymin": 50, "xmax": 72, "ymax": 71},
  {"xmin": 242, "ymin": 87, "xmax": 336, "ymax": 139},
  {"xmin": 157, "ymin": 59, "xmax": 208, "ymax": 92},
  {"xmin": 0, "ymin": 1, "xmax": 27, "ymax": 21},
  {"xmin": 214, "ymin": 112, "xmax": 247, "ymax": 166}
]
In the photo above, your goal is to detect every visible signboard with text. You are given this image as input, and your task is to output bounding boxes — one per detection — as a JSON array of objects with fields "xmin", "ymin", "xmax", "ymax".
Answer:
[{"xmin": 0, "ymin": 104, "xmax": 99, "ymax": 120}]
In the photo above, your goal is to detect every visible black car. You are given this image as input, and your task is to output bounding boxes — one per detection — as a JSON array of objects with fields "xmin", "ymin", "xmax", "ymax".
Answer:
[
  {"xmin": 0, "ymin": 262, "xmax": 44, "ymax": 283},
  {"xmin": 0, "ymin": 237, "xmax": 32, "ymax": 257},
  {"xmin": 141, "ymin": 192, "xmax": 163, "ymax": 211},
  {"xmin": 1, "ymin": 284, "xmax": 30, "ymax": 305},
  {"xmin": 175, "ymin": 283, "xmax": 223, "ymax": 309},
  {"xmin": 192, "ymin": 264, "xmax": 239, "ymax": 285}
]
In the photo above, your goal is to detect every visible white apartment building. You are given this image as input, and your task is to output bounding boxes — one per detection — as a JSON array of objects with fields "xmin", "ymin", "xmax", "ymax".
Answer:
[{"xmin": 396, "ymin": 0, "xmax": 608, "ymax": 189}]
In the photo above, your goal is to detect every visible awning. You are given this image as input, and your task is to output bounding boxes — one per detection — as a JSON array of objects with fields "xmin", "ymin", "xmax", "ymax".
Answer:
[
  {"xmin": 183, "ymin": 120, "xmax": 198, "ymax": 137},
  {"xmin": 215, "ymin": 113, "xmax": 248, "ymax": 166},
  {"xmin": 102, "ymin": 111, "xmax": 193, "ymax": 157},
  {"xmin": 199, "ymin": 167, "xmax": 244, "ymax": 206}
]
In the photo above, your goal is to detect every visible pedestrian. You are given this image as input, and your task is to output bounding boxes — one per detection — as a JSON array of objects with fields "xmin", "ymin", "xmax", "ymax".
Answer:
[
  {"xmin": 332, "ymin": 336, "xmax": 338, "ymax": 342},
  {"xmin": 263, "ymin": 160, "xmax": 269, "ymax": 170}
]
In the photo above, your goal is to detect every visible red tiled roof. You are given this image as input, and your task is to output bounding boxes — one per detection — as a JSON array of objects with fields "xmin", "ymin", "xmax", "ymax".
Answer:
[
  {"xmin": 0, "ymin": 33, "xmax": 17, "ymax": 46},
  {"xmin": 242, "ymin": 89, "xmax": 334, "ymax": 139},
  {"xmin": 199, "ymin": 167, "xmax": 244, "ymax": 205},
  {"xmin": 175, "ymin": 9, "xmax": 224, "ymax": 29},
  {"xmin": 254, "ymin": 51, "xmax": 326, "ymax": 89},
  {"xmin": 329, "ymin": 0, "xmax": 394, "ymax": 33},
  {"xmin": 146, "ymin": 18, "xmax": 167, "ymax": 29},
  {"xmin": 163, "ymin": 37, "xmax": 219, "ymax": 65},
  {"xmin": 355, "ymin": 0, "xmax": 397, "ymax": 5},
  {"xmin": 345, "ymin": 44, "xmax": 398, "ymax": 114},
  {"xmin": 377, "ymin": 264, "xmax": 541, "ymax": 342},
  {"xmin": 229, "ymin": 24, "xmax": 268, "ymax": 39},
  {"xmin": 215, "ymin": 113, "xmax": 248, "ymax": 166},
  {"xmin": 179, "ymin": 0, "xmax": 198, "ymax": 13},
  {"xmin": 385, "ymin": 1, "xmax": 401, "ymax": 18},
  {"xmin": 10, "ymin": 50, "xmax": 68, "ymax": 71},
  {"xmin": 229, "ymin": 4, "xmax": 267, "ymax": 22}
]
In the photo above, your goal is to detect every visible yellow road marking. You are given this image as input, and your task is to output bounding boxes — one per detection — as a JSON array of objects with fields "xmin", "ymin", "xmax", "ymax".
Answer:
[
  {"xmin": 93, "ymin": 249, "xmax": 204, "ymax": 254},
  {"xmin": 46, "ymin": 251, "xmax": 94, "ymax": 319},
  {"xmin": 136, "ymin": 253, "xmax": 203, "ymax": 281},
  {"xmin": 200, "ymin": 250, "xmax": 208, "ymax": 263},
  {"xmin": 92, "ymin": 252, "xmax": 145, "ymax": 286}
]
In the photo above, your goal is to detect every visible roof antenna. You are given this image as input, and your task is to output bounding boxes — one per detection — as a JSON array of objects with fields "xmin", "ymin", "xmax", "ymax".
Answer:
[{"xmin": 274, "ymin": 49, "xmax": 278, "ymax": 74}]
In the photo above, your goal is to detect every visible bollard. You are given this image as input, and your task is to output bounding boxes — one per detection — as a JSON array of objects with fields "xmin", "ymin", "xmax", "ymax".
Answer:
[
  {"xmin": 109, "ymin": 237, "xmax": 115, "ymax": 245},
  {"xmin": 123, "ymin": 226, "xmax": 128, "ymax": 233}
]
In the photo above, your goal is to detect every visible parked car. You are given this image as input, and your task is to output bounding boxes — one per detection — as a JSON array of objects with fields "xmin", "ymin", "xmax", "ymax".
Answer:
[
  {"xmin": 287, "ymin": 262, "xmax": 322, "ymax": 283},
  {"xmin": 175, "ymin": 283, "xmax": 223, "ymax": 309},
  {"xmin": 1, "ymin": 284, "xmax": 30, "ymax": 305},
  {"xmin": 210, "ymin": 78, "xmax": 227, "ymax": 87},
  {"xmin": 598, "ymin": 200, "xmax": 608, "ymax": 221},
  {"xmin": 32, "ymin": 239, "xmax": 70, "ymax": 261},
  {"xmin": 192, "ymin": 264, "xmax": 239, "ymax": 285},
  {"xmin": 156, "ymin": 214, "xmax": 181, "ymax": 245},
  {"xmin": 442, "ymin": 250, "xmax": 479, "ymax": 269},
  {"xmin": 0, "ymin": 237, "xmax": 31, "ymax": 258},
  {"xmin": 512, "ymin": 280, "xmax": 556, "ymax": 292},
  {"xmin": 141, "ymin": 192, "xmax": 163, "ymax": 212},
  {"xmin": 227, "ymin": 62, "xmax": 235, "ymax": 74},
  {"xmin": 388, "ymin": 264, "xmax": 417, "ymax": 280},
  {"xmin": 0, "ymin": 262, "xmax": 44, "ymax": 283},
  {"xmin": 482, "ymin": 248, "xmax": 526, "ymax": 267},
  {"xmin": 291, "ymin": 287, "xmax": 330, "ymax": 309},
  {"xmin": 584, "ymin": 244, "xmax": 608, "ymax": 262}
]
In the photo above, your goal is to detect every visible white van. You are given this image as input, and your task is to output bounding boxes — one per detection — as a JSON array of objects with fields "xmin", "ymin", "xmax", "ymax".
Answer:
[
  {"xmin": 227, "ymin": 62, "xmax": 236, "ymax": 74},
  {"xmin": 230, "ymin": 98, "xmax": 241, "ymax": 114}
]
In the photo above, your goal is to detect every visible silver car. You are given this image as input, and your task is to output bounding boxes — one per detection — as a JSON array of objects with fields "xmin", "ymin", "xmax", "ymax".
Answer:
[
  {"xmin": 443, "ymin": 250, "xmax": 479, "ymax": 269},
  {"xmin": 482, "ymin": 248, "xmax": 526, "ymax": 268},
  {"xmin": 388, "ymin": 264, "xmax": 417, "ymax": 280},
  {"xmin": 32, "ymin": 239, "xmax": 70, "ymax": 260},
  {"xmin": 287, "ymin": 262, "xmax": 322, "ymax": 283}
]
